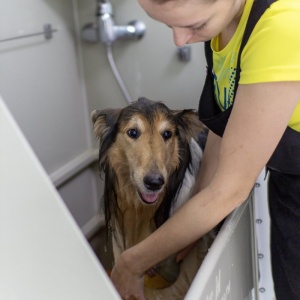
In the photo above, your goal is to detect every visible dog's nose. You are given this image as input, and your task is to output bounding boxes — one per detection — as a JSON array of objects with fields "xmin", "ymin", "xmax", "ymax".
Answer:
[{"xmin": 144, "ymin": 174, "xmax": 165, "ymax": 191}]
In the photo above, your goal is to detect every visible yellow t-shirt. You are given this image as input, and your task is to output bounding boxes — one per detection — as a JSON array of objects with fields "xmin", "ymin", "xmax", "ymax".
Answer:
[{"xmin": 211, "ymin": 0, "xmax": 300, "ymax": 132}]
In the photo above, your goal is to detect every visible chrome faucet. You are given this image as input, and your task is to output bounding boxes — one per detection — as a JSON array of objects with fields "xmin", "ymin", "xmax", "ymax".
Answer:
[{"xmin": 82, "ymin": 0, "xmax": 146, "ymax": 45}]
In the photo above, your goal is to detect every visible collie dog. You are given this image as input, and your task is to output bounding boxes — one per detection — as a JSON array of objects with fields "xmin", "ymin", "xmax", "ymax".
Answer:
[{"xmin": 92, "ymin": 97, "xmax": 214, "ymax": 299}]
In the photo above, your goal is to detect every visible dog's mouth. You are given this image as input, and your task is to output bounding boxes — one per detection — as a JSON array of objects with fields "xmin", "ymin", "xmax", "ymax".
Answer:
[{"xmin": 138, "ymin": 191, "xmax": 160, "ymax": 204}]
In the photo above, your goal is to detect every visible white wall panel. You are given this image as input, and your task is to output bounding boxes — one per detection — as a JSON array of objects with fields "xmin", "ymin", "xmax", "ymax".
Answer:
[
  {"xmin": 0, "ymin": 0, "xmax": 100, "ymax": 231},
  {"xmin": 58, "ymin": 166, "xmax": 99, "ymax": 228},
  {"xmin": 0, "ymin": 0, "xmax": 91, "ymax": 174}
]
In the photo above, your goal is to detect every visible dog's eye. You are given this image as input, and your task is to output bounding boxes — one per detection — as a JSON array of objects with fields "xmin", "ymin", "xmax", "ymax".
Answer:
[
  {"xmin": 162, "ymin": 130, "xmax": 172, "ymax": 140},
  {"xmin": 127, "ymin": 128, "xmax": 139, "ymax": 139}
]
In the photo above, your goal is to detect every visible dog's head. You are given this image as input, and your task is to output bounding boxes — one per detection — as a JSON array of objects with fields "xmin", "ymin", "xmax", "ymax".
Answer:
[{"xmin": 92, "ymin": 97, "xmax": 205, "ymax": 227}]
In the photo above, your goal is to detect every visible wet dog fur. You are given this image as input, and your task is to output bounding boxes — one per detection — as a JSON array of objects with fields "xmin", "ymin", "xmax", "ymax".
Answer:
[{"xmin": 92, "ymin": 97, "xmax": 214, "ymax": 299}]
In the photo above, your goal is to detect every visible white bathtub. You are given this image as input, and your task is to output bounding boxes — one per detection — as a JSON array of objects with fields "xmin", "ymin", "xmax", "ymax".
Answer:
[
  {"xmin": 0, "ymin": 96, "xmax": 274, "ymax": 299},
  {"xmin": 186, "ymin": 169, "xmax": 275, "ymax": 300},
  {"xmin": 186, "ymin": 198, "xmax": 255, "ymax": 300},
  {"xmin": 0, "ymin": 96, "xmax": 120, "ymax": 300}
]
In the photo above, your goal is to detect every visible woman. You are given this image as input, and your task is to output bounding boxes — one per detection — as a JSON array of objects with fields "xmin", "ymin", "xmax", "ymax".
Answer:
[{"xmin": 111, "ymin": 0, "xmax": 300, "ymax": 299}]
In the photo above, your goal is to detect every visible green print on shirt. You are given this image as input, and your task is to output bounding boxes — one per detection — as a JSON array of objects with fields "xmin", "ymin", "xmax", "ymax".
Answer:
[{"xmin": 213, "ymin": 67, "xmax": 237, "ymax": 111}]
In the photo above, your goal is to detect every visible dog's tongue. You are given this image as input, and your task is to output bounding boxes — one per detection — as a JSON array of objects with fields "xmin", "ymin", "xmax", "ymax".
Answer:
[{"xmin": 141, "ymin": 193, "xmax": 159, "ymax": 204}]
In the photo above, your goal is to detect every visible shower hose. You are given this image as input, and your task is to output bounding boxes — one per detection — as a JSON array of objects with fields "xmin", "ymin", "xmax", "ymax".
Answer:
[{"xmin": 106, "ymin": 45, "xmax": 132, "ymax": 105}]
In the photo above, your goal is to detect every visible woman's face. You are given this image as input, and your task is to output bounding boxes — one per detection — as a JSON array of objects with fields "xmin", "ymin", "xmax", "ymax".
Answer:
[{"xmin": 138, "ymin": 0, "xmax": 245, "ymax": 46}]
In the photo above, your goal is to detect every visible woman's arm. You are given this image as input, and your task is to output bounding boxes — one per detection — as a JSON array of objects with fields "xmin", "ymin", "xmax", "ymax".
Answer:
[
  {"xmin": 176, "ymin": 129, "xmax": 221, "ymax": 262},
  {"xmin": 111, "ymin": 81, "xmax": 300, "ymax": 300},
  {"xmin": 193, "ymin": 130, "xmax": 221, "ymax": 193}
]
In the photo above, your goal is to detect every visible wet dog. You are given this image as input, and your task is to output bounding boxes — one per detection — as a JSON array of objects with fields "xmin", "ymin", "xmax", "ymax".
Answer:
[{"xmin": 92, "ymin": 97, "xmax": 214, "ymax": 299}]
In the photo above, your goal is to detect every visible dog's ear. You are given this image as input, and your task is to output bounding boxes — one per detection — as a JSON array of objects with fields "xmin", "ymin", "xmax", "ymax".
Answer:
[
  {"xmin": 91, "ymin": 108, "xmax": 122, "ymax": 139},
  {"xmin": 173, "ymin": 109, "xmax": 206, "ymax": 142}
]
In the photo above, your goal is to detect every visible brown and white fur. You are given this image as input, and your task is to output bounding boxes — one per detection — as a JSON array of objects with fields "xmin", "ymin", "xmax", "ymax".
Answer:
[{"xmin": 92, "ymin": 97, "xmax": 214, "ymax": 299}]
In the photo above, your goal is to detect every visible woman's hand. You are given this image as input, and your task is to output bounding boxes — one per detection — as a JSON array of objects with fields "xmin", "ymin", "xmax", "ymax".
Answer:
[{"xmin": 110, "ymin": 251, "xmax": 146, "ymax": 300}]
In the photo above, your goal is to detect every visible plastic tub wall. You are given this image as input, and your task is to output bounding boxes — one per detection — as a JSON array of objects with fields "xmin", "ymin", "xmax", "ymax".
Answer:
[
  {"xmin": 186, "ymin": 199, "xmax": 255, "ymax": 300},
  {"xmin": 0, "ymin": 96, "xmax": 121, "ymax": 300},
  {"xmin": 186, "ymin": 170, "xmax": 275, "ymax": 300}
]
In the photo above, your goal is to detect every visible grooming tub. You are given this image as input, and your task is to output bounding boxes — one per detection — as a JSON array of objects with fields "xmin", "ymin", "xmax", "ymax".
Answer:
[
  {"xmin": 0, "ymin": 96, "xmax": 119, "ymax": 300},
  {"xmin": 0, "ymin": 96, "xmax": 274, "ymax": 299}
]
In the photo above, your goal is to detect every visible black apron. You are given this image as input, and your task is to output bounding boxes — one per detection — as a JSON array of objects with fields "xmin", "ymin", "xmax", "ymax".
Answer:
[{"xmin": 198, "ymin": 0, "xmax": 300, "ymax": 175}]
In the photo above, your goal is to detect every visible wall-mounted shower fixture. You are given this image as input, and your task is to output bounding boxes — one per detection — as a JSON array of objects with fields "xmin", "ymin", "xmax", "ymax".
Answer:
[
  {"xmin": 82, "ymin": 0, "xmax": 146, "ymax": 45},
  {"xmin": 82, "ymin": 0, "xmax": 146, "ymax": 104}
]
